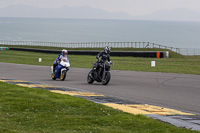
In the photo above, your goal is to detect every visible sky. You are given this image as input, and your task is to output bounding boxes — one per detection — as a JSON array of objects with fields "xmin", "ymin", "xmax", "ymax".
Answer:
[{"xmin": 1, "ymin": 0, "xmax": 200, "ymax": 16}]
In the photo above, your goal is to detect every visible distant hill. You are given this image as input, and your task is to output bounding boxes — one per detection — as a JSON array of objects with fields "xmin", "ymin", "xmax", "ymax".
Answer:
[
  {"xmin": 0, "ymin": 5, "xmax": 200, "ymax": 21},
  {"xmin": 0, "ymin": 4, "xmax": 132, "ymax": 20},
  {"xmin": 133, "ymin": 8, "xmax": 200, "ymax": 21}
]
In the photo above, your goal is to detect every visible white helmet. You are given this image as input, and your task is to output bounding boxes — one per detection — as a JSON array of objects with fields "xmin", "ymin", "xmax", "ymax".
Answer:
[
  {"xmin": 104, "ymin": 46, "xmax": 111, "ymax": 54},
  {"xmin": 62, "ymin": 49, "xmax": 68, "ymax": 55}
]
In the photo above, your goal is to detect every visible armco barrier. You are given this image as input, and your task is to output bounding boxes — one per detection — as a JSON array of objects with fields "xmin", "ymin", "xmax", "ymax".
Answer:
[
  {"xmin": 9, "ymin": 48, "xmax": 169, "ymax": 58},
  {"xmin": 0, "ymin": 47, "xmax": 9, "ymax": 50}
]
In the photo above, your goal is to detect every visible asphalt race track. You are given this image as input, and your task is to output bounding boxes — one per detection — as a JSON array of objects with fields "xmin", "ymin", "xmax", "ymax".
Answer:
[{"xmin": 0, "ymin": 62, "xmax": 200, "ymax": 115}]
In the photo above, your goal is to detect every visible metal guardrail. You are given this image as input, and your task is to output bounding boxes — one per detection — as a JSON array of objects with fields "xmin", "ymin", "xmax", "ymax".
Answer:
[
  {"xmin": 1, "ymin": 40, "xmax": 200, "ymax": 55},
  {"xmin": 0, "ymin": 40, "xmax": 179, "ymax": 51}
]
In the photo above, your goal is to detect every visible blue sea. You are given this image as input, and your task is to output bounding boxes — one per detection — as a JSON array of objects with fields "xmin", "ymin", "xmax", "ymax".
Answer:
[{"xmin": 0, "ymin": 17, "xmax": 200, "ymax": 48}]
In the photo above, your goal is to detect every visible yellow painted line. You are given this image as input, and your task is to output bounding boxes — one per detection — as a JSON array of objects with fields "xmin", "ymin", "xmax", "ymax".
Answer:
[
  {"xmin": 103, "ymin": 103, "xmax": 195, "ymax": 116},
  {"xmin": 50, "ymin": 90, "xmax": 104, "ymax": 97},
  {"xmin": 127, "ymin": 104, "xmax": 194, "ymax": 115},
  {"xmin": 0, "ymin": 80, "xmax": 7, "ymax": 82},
  {"xmin": 0, "ymin": 80, "xmax": 28, "ymax": 83},
  {"xmin": 0, "ymin": 79, "xmax": 195, "ymax": 116},
  {"xmin": 16, "ymin": 84, "xmax": 58, "ymax": 88},
  {"xmin": 103, "ymin": 103, "xmax": 153, "ymax": 115}
]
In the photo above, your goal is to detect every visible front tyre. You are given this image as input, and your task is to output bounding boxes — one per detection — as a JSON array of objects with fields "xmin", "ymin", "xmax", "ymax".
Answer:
[
  {"xmin": 87, "ymin": 71, "xmax": 94, "ymax": 84},
  {"xmin": 102, "ymin": 72, "xmax": 111, "ymax": 85},
  {"xmin": 60, "ymin": 71, "xmax": 67, "ymax": 81}
]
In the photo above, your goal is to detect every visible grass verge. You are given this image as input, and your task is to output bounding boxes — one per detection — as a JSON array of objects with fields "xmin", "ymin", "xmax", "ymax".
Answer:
[
  {"xmin": 0, "ymin": 50, "xmax": 200, "ymax": 74},
  {"xmin": 0, "ymin": 81, "xmax": 197, "ymax": 133}
]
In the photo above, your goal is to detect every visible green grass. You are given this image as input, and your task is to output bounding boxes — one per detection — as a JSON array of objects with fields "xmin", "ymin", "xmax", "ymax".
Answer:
[
  {"xmin": 0, "ymin": 50, "xmax": 200, "ymax": 74},
  {"xmin": 0, "ymin": 81, "xmax": 198, "ymax": 133}
]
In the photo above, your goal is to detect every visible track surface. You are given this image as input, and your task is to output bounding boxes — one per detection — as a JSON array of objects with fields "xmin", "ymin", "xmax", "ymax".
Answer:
[{"xmin": 0, "ymin": 62, "xmax": 200, "ymax": 115}]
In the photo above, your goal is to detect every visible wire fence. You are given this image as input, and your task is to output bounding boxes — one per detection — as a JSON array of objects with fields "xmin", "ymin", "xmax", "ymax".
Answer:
[
  {"xmin": 178, "ymin": 48, "xmax": 200, "ymax": 55},
  {"xmin": 0, "ymin": 40, "xmax": 199, "ymax": 55},
  {"xmin": 0, "ymin": 40, "xmax": 179, "ymax": 50}
]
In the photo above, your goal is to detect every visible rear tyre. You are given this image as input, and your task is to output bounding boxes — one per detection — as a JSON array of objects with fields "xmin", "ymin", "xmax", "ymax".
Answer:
[
  {"xmin": 102, "ymin": 72, "xmax": 111, "ymax": 85},
  {"xmin": 60, "ymin": 71, "xmax": 67, "ymax": 81},
  {"xmin": 87, "ymin": 71, "xmax": 94, "ymax": 84},
  {"xmin": 51, "ymin": 73, "xmax": 56, "ymax": 80}
]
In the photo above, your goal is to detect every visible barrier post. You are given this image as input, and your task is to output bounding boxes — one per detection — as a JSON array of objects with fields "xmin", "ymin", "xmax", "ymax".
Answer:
[
  {"xmin": 157, "ymin": 52, "xmax": 160, "ymax": 58},
  {"xmin": 0, "ymin": 47, "xmax": 9, "ymax": 51},
  {"xmin": 39, "ymin": 58, "xmax": 42, "ymax": 62},
  {"xmin": 151, "ymin": 61, "xmax": 156, "ymax": 67}
]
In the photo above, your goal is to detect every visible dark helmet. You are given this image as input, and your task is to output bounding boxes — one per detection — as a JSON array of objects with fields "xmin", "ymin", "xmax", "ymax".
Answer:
[
  {"xmin": 62, "ymin": 49, "xmax": 68, "ymax": 56},
  {"xmin": 104, "ymin": 46, "xmax": 111, "ymax": 54}
]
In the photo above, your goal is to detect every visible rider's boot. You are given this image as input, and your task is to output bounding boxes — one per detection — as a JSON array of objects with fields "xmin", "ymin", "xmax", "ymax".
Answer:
[{"xmin": 53, "ymin": 64, "xmax": 57, "ymax": 74}]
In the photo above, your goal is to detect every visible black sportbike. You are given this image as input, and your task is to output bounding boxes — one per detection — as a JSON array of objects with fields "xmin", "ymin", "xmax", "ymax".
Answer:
[{"xmin": 87, "ymin": 61, "xmax": 113, "ymax": 85}]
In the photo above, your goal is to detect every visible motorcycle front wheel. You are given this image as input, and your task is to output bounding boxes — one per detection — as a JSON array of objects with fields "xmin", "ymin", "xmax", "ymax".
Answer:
[
  {"xmin": 87, "ymin": 70, "xmax": 94, "ymax": 84},
  {"xmin": 60, "ymin": 71, "xmax": 67, "ymax": 81},
  {"xmin": 102, "ymin": 72, "xmax": 111, "ymax": 85}
]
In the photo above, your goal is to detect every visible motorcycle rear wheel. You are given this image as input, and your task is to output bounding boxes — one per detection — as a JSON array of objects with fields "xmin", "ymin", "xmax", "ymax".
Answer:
[
  {"xmin": 102, "ymin": 72, "xmax": 111, "ymax": 85},
  {"xmin": 51, "ymin": 73, "xmax": 56, "ymax": 80},
  {"xmin": 87, "ymin": 71, "xmax": 94, "ymax": 84}
]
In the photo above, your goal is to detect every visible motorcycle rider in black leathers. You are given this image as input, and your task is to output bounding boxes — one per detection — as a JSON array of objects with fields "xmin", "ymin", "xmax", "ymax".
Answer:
[{"xmin": 95, "ymin": 46, "xmax": 112, "ymax": 75}]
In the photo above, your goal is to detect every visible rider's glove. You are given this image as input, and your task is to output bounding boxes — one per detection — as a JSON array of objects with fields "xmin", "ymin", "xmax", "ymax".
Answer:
[{"xmin": 109, "ymin": 61, "xmax": 114, "ymax": 65}]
